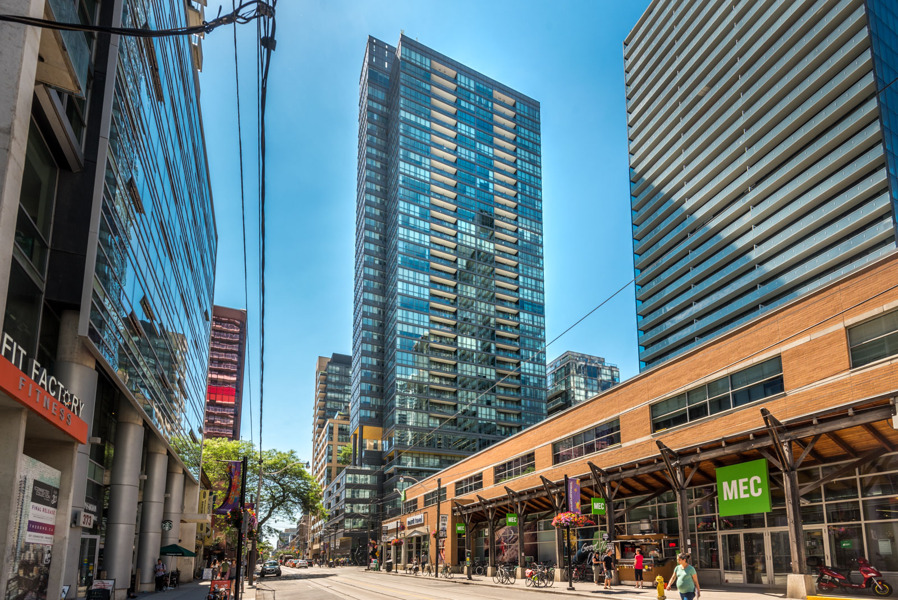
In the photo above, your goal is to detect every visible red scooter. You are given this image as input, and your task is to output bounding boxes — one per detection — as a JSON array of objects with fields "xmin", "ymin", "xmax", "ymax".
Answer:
[{"xmin": 816, "ymin": 557, "xmax": 893, "ymax": 596}]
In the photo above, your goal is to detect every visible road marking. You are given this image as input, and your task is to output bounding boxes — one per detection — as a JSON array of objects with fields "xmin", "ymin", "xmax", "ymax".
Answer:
[{"xmin": 305, "ymin": 576, "xmax": 440, "ymax": 600}]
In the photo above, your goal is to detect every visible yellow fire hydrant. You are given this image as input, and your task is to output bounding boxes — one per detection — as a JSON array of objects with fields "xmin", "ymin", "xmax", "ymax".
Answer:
[{"xmin": 655, "ymin": 575, "xmax": 666, "ymax": 600}]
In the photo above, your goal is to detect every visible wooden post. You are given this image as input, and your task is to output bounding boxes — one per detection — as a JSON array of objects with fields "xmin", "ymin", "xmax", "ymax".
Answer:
[
  {"xmin": 505, "ymin": 487, "xmax": 526, "ymax": 579},
  {"xmin": 657, "ymin": 442, "xmax": 694, "ymax": 555},
  {"xmin": 478, "ymin": 495, "xmax": 498, "ymax": 576}
]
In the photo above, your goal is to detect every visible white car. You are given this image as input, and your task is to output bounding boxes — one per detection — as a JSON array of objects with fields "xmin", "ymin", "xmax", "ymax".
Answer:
[{"xmin": 294, "ymin": 559, "xmax": 309, "ymax": 568}]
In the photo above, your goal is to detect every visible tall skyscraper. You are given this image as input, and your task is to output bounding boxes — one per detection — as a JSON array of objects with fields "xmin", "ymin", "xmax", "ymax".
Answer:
[
  {"xmin": 204, "ymin": 306, "xmax": 247, "ymax": 440},
  {"xmin": 627, "ymin": 0, "xmax": 898, "ymax": 370},
  {"xmin": 546, "ymin": 351, "xmax": 620, "ymax": 416},
  {"xmin": 352, "ymin": 35, "xmax": 546, "ymax": 517}
]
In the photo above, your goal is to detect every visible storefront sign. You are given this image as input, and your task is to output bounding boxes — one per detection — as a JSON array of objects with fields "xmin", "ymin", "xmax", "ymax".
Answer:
[
  {"xmin": 406, "ymin": 514, "xmax": 424, "ymax": 527},
  {"xmin": 0, "ymin": 333, "xmax": 88, "ymax": 444},
  {"xmin": 455, "ymin": 523, "xmax": 465, "ymax": 534},
  {"xmin": 439, "ymin": 514, "xmax": 448, "ymax": 536},
  {"xmin": 5, "ymin": 456, "xmax": 61, "ymax": 600},
  {"xmin": 591, "ymin": 497, "xmax": 607, "ymax": 515},
  {"xmin": 716, "ymin": 459, "xmax": 772, "ymax": 517},
  {"xmin": 567, "ymin": 478, "xmax": 581, "ymax": 513},
  {"xmin": 506, "ymin": 513, "xmax": 518, "ymax": 526},
  {"xmin": 840, "ymin": 539, "xmax": 853, "ymax": 549}
]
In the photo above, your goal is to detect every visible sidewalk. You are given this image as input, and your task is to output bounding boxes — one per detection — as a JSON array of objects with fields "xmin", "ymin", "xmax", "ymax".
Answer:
[
  {"xmin": 369, "ymin": 569, "xmax": 856, "ymax": 600},
  {"xmin": 135, "ymin": 580, "xmax": 259, "ymax": 600}
]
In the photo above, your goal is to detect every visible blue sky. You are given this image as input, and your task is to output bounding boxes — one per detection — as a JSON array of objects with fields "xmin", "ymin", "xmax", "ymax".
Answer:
[{"xmin": 199, "ymin": 0, "xmax": 651, "ymax": 466}]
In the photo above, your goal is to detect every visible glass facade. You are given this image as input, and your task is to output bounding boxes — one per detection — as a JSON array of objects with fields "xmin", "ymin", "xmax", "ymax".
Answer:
[
  {"xmin": 352, "ymin": 35, "xmax": 546, "ymax": 516},
  {"xmin": 546, "ymin": 351, "xmax": 620, "ymax": 415},
  {"xmin": 85, "ymin": 0, "xmax": 215, "ymax": 478},
  {"xmin": 626, "ymin": 1, "xmax": 898, "ymax": 370}
]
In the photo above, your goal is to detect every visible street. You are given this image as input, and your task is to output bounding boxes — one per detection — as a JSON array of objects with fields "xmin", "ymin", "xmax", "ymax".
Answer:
[{"xmin": 251, "ymin": 566, "xmax": 846, "ymax": 600}]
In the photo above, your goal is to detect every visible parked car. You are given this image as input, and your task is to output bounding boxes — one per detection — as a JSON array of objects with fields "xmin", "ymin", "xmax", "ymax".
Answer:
[
  {"xmin": 259, "ymin": 561, "xmax": 281, "ymax": 577},
  {"xmin": 294, "ymin": 559, "xmax": 309, "ymax": 568}
]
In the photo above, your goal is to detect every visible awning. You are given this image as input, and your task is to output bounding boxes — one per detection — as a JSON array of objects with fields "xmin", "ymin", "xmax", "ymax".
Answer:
[
  {"xmin": 406, "ymin": 530, "xmax": 428, "ymax": 538},
  {"xmin": 159, "ymin": 544, "xmax": 196, "ymax": 557}
]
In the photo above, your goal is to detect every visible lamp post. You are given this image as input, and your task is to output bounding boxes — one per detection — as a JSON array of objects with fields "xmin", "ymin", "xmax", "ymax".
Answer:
[{"xmin": 564, "ymin": 475, "xmax": 574, "ymax": 591}]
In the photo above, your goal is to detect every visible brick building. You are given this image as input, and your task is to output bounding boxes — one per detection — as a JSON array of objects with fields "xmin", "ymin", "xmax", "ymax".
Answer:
[{"xmin": 391, "ymin": 252, "xmax": 898, "ymax": 593}]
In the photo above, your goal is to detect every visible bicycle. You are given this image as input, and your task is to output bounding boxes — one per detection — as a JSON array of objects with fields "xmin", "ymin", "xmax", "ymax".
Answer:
[
  {"xmin": 423, "ymin": 563, "xmax": 433, "ymax": 577},
  {"xmin": 439, "ymin": 563, "xmax": 453, "ymax": 578},
  {"xmin": 472, "ymin": 559, "xmax": 486, "ymax": 576},
  {"xmin": 493, "ymin": 564, "xmax": 516, "ymax": 585}
]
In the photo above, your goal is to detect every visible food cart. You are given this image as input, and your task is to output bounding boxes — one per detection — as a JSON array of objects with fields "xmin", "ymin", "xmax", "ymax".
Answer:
[{"xmin": 614, "ymin": 534, "xmax": 680, "ymax": 584}]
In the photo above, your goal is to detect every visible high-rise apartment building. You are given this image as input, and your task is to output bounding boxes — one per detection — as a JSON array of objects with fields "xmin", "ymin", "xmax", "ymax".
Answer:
[
  {"xmin": 627, "ymin": 0, "xmax": 898, "ymax": 370},
  {"xmin": 311, "ymin": 353, "xmax": 352, "ymax": 487},
  {"xmin": 546, "ymin": 351, "xmax": 620, "ymax": 416},
  {"xmin": 0, "ymin": 0, "xmax": 214, "ymax": 597},
  {"xmin": 352, "ymin": 35, "xmax": 547, "ymax": 517},
  {"xmin": 204, "ymin": 306, "xmax": 247, "ymax": 440}
]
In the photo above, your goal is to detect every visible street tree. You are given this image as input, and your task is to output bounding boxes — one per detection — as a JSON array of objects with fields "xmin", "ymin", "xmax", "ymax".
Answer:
[{"xmin": 202, "ymin": 438, "xmax": 325, "ymax": 535}]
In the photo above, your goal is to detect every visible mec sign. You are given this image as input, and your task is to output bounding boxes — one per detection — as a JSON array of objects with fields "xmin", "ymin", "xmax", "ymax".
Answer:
[{"xmin": 715, "ymin": 459, "xmax": 772, "ymax": 517}]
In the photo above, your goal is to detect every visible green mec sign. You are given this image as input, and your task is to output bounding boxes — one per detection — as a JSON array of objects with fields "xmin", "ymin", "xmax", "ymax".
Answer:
[
  {"xmin": 716, "ymin": 459, "xmax": 772, "ymax": 517},
  {"xmin": 591, "ymin": 497, "xmax": 607, "ymax": 515},
  {"xmin": 506, "ymin": 513, "xmax": 518, "ymax": 526},
  {"xmin": 456, "ymin": 523, "xmax": 466, "ymax": 534}
]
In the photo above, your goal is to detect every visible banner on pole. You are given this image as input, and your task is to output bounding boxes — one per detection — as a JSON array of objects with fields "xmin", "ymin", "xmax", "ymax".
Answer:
[
  {"xmin": 567, "ymin": 478, "xmax": 581, "ymax": 513},
  {"xmin": 213, "ymin": 461, "xmax": 243, "ymax": 514}
]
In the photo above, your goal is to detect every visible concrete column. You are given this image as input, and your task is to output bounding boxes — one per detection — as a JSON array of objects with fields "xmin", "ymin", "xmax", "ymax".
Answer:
[
  {"xmin": 136, "ymin": 437, "xmax": 167, "ymax": 591},
  {"xmin": 105, "ymin": 402, "xmax": 144, "ymax": 599},
  {"xmin": 0, "ymin": 408, "xmax": 28, "ymax": 595},
  {"xmin": 23, "ymin": 440, "xmax": 79, "ymax": 600},
  {"xmin": 178, "ymin": 476, "xmax": 200, "ymax": 580},
  {"xmin": 0, "ymin": 0, "xmax": 43, "ymax": 325},
  {"xmin": 56, "ymin": 311, "xmax": 99, "ymax": 597},
  {"xmin": 161, "ymin": 461, "xmax": 185, "ymax": 570}
]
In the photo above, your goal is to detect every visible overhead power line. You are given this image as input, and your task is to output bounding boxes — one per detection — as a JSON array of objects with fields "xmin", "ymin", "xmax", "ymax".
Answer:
[{"xmin": 0, "ymin": 0, "xmax": 273, "ymax": 37}]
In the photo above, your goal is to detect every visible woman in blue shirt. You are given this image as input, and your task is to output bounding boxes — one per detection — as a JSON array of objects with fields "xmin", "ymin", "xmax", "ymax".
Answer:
[{"xmin": 666, "ymin": 553, "xmax": 701, "ymax": 600}]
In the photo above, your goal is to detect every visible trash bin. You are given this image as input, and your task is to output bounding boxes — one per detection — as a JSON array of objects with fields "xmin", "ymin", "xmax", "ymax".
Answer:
[{"xmin": 385, "ymin": 560, "xmax": 393, "ymax": 573}]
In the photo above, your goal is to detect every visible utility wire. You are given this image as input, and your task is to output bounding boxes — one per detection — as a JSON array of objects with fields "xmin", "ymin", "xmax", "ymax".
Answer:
[{"xmin": 0, "ymin": 0, "xmax": 271, "ymax": 37}]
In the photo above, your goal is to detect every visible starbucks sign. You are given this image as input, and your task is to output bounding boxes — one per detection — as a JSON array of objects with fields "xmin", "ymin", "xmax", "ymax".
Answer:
[{"xmin": 716, "ymin": 459, "xmax": 772, "ymax": 517}]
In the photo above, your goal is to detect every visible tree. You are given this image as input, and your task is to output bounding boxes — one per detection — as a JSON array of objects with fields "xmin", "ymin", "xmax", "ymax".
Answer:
[
  {"xmin": 337, "ymin": 444, "xmax": 352, "ymax": 466},
  {"xmin": 202, "ymin": 438, "xmax": 325, "ymax": 535}
]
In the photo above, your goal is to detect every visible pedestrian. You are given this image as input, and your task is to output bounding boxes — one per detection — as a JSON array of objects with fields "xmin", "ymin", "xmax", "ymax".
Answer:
[
  {"xmin": 219, "ymin": 558, "xmax": 230, "ymax": 582},
  {"xmin": 634, "ymin": 548, "xmax": 645, "ymax": 589},
  {"xmin": 154, "ymin": 559, "xmax": 167, "ymax": 592},
  {"xmin": 591, "ymin": 549, "xmax": 602, "ymax": 585},
  {"xmin": 667, "ymin": 553, "xmax": 701, "ymax": 600},
  {"xmin": 603, "ymin": 547, "xmax": 615, "ymax": 590}
]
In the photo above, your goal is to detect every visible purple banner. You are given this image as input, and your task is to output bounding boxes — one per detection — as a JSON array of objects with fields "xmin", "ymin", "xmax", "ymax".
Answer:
[
  {"xmin": 567, "ymin": 478, "xmax": 581, "ymax": 513},
  {"xmin": 213, "ymin": 461, "xmax": 243, "ymax": 515}
]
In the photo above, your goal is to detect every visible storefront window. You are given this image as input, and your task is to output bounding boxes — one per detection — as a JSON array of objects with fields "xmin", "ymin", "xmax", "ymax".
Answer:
[
  {"xmin": 719, "ymin": 512, "xmax": 765, "ymax": 530},
  {"xmin": 798, "ymin": 467, "xmax": 823, "ymax": 503},
  {"xmin": 801, "ymin": 503, "xmax": 825, "ymax": 525},
  {"xmin": 861, "ymin": 471, "xmax": 898, "ymax": 498},
  {"xmin": 824, "ymin": 478, "xmax": 859, "ymax": 501},
  {"xmin": 865, "ymin": 521, "xmax": 898, "ymax": 571},
  {"xmin": 827, "ymin": 501, "xmax": 862, "ymax": 523},
  {"xmin": 828, "ymin": 525, "xmax": 864, "ymax": 569}
]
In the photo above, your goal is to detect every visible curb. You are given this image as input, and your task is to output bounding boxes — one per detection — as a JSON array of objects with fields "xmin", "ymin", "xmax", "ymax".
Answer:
[{"xmin": 363, "ymin": 569, "xmax": 647, "ymax": 598}]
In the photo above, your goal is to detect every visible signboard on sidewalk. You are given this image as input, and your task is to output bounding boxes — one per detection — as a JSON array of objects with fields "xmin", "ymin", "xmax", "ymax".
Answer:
[{"xmin": 716, "ymin": 459, "xmax": 772, "ymax": 517}]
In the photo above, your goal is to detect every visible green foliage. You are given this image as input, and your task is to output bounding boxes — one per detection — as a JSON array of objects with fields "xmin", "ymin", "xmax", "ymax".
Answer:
[
  {"xmin": 201, "ymin": 438, "xmax": 326, "ymax": 529},
  {"xmin": 337, "ymin": 444, "xmax": 352, "ymax": 465}
]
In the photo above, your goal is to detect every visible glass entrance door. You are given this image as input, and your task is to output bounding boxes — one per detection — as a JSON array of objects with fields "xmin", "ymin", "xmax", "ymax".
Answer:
[
  {"xmin": 77, "ymin": 535, "xmax": 99, "ymax": 599},
  {"xmin": 722, "ymin": 533, "xmax": 744, "ymax": 583},
  {"xmin": 744, "ymin": 532, "xmax": 768, "ymax": 585}
]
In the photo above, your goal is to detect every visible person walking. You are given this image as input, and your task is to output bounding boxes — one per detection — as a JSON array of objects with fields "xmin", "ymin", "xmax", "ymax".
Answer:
[
  {"xmin": 603, "ymin": 548, "xmax": 615, "ymax": 590},
  {"xmin": 634, "ymin": 548, "xmax": 645, "ymax": 589},
  {"xmin": 667, "ymin": 553, "xmax": 701, "ymax": 600},
  {"xmin": 154, "ymin": 559, "xmax": 167, "ymax": 591},
  {"xmin": 219, "ymin": 558, "xmax": 230, "ymax": 582},
  {"xmin": 592, "ymin": 549, "xmax": 603, "ymax": 585}
]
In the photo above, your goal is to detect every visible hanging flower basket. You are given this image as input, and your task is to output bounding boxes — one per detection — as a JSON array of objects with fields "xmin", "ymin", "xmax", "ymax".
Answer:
[
  {"xmin": 390, "ymin": 539, "xmax": 403, "ymax": 546},
  {"xmin": 551, "ymin": 512, "xmax": 595, "ymax": 528},
  {"xmin": 227, "ymin": 508, "xmax": 243, "ymax": 529}
]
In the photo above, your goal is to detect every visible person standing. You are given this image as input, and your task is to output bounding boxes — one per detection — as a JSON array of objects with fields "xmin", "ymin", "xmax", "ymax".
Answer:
[
  {"xmin": 592, "ymin": 550, "xmax": 602, "ymax": 585},
  {"xmin": 603, "ymin": 548, "xmax": 615, "ymax": 590},
  {"xmin": 154, "ymin": 559, "xmax": 167, "ymax": 591},
  {"xmin": 634, "ymin": 548, "xmax": 645, "ymax": 589},
  {"xmin": 667, "ymin": 553, "xmax": 701, "ymax": 600}
]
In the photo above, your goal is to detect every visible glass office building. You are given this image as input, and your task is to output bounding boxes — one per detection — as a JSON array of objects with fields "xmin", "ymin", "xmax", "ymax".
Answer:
[
  {"xmin": 546, "ymin": 351, "xmax": 620, "ymax": 416},
  {"xmin": 352, "ymin": 35, "xmax": 547, "ymax": 518},
  {"xmin": 626, "ymin": 0, "xmax": 898, "ymax": 370},
  {"xmin": 0, "ymin": 0, "xmax": 214, "ymax": 595}
]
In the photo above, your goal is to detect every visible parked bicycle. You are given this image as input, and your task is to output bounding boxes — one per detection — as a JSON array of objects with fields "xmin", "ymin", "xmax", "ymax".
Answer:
[
  {"xmin": 472, "ymin": 559, "xmax": 486, "ymax": 576},
  {"xmin": 563, "ymin": 563, "xmax": 592, "ymax": 583},
  {"xmin": 492, "ymin": 563, "xmax": 516, "ymax": 585},
  {"xmin": 440, "ymin": 563, "xmax": 453, "ymax": 578}
]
